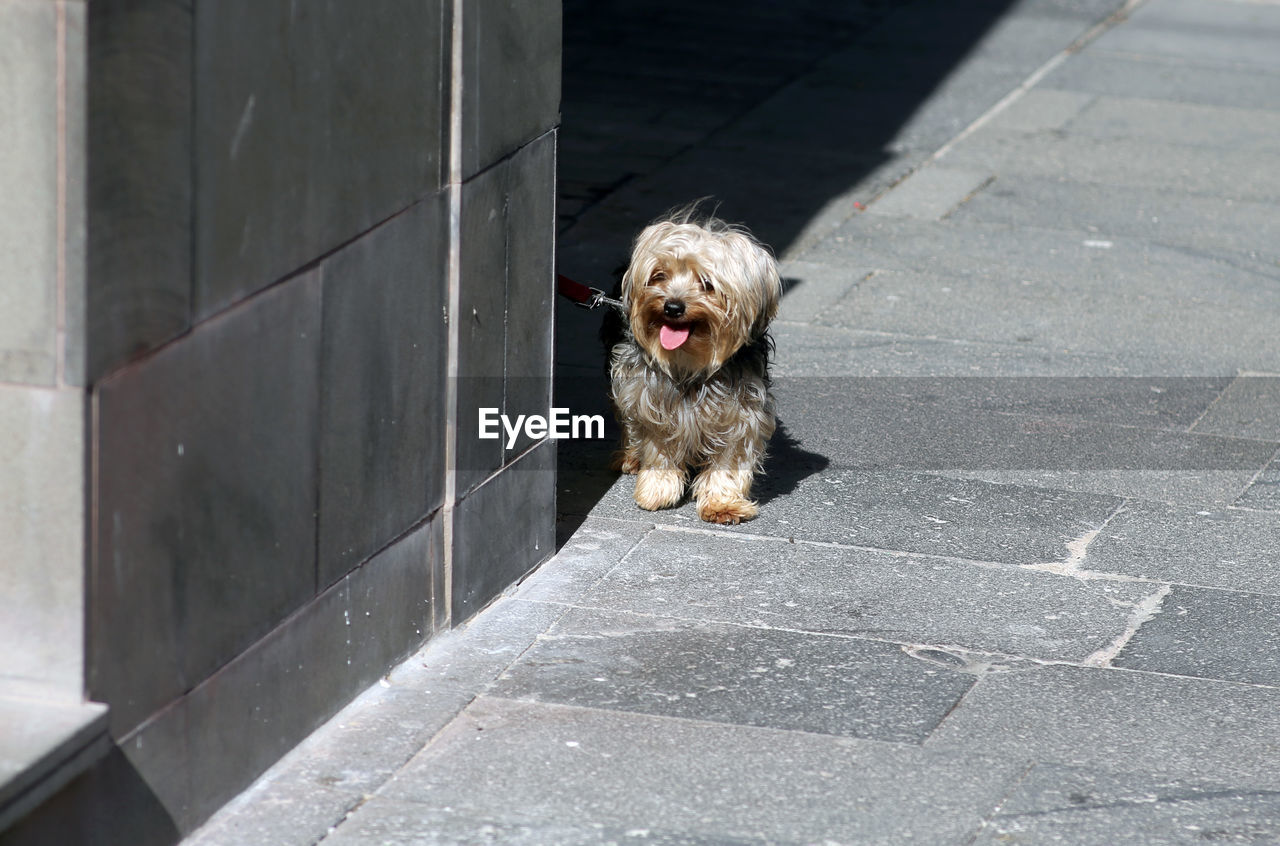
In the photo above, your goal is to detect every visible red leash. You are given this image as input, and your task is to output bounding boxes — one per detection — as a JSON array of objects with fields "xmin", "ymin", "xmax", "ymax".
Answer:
[{"xmin": 557, "ymin": 274, "xmax": 624, "ymax": 312}]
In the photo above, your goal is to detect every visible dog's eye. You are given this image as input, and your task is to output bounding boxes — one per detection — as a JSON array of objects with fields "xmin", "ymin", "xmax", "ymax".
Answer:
[
  {"xmin": 648, "ymin": 271, "xmax": 667, "ymax": 285},
  {"xmin": 700, "ymin": 275, "xmax": 714, "ymax": 292}
]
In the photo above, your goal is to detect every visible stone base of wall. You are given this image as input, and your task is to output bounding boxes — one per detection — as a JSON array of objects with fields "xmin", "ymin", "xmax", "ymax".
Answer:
[{"xmin": 5, "ymin": 513, "xmax": 444, "ymax": 845}]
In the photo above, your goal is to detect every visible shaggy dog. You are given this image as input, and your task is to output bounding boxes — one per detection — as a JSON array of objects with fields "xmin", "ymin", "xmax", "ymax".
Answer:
[{"xmin": 603, "ymin": 209, "xmax": 781, "ymax": 524}]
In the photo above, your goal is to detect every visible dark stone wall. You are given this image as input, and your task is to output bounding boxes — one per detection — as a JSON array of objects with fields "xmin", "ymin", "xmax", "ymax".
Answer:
[{"xmin": 18, "ymin": 0, "xmax": 565, "ymax": 838}]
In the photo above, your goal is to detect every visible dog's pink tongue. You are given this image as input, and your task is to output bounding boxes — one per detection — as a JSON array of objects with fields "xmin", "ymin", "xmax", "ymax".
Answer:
[{"xmin": 659, "ymin": 324, "xmax": 690, "ymax": 350}]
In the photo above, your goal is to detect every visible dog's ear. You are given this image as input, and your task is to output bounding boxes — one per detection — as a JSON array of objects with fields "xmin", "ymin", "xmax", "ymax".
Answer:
[
  {"xmin": 754, "ymin": 250, "xmax": 782, "ymax": 339},
  {"xmin": 724, "ymin": 230, "xmax": 780, "ymax": 340}
]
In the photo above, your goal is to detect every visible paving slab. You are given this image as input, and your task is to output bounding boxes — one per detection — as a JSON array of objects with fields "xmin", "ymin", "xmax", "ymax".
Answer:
[
  {"xmin": 807, "ymin": 376, "xmax": 1231, "ymax": 431},
  {"xmin": 980, "ymin": 88, "xmax": 1096, "ymax": 134},
  {"xmin": 1113, "ymin": 585, "xmax": 1280, "ymax": 686},
  {"xmin": 865, "ymin": 166, "xmax": 994, "ymax": 220},
  {"xmin": 1238, "ymin": 457, "xmax": 1280, "ymax": 511},
  {"xmin": 575, "ymin": 373, "xmax": 1266, "ymax": 521},
  {"xmin": 493, "ymin": 607, "xmax": 977, "ymax": 743},
  {"xmin": 1067, "ymin": 95, "xmax": 1280, "ymax": 152},
  {"xmin": 1192, "ymin": 375, "xmax": 1280, "ymax": 442},
  {"xmin": 325, "ymin": 805, "xmax": 774, "ymax": 846},
  {"xmin": 806, "ymin": 219, "xmax": 1280, "ymax": 371},
  {"xmin": 941, "ymin": 130, "xmax": 1280, "ymax": 203},
  {"xmin": 774, "ymin": 262, "xmax": 874, "ymax": 325},
  {"xmin": 951, "ymin": 175, "xmax": 1280, "ymax": 273},
  {"xmin": 515, "ymin": 517, "xmax": 652, "ymax": 605},
  {"xmin": 403, "ymin": 597, "xmax": 567, "ymax": 692},
  {"xmin": 1123, "ymin": 0, "xmax": 1280, "ymax": 39},
  {"xmin": 877, "ymin": 58, "xmax": 1043, "ymax": 155},
  {"xmin": 769, "ymin": 322, "xmax": 1170, "ymax": 378},
  {"xmin": 1086, "ymin": 500, "xmax": 1280, "ymax": 593},
  {"xmin": 1092, "ymin": 0, "xmax": 1280, "ymax": 71},
  {"xmin": 576, "ymin": 462, "xmax": 1124, "ymax": 568},
  {"xmin": 1043, "ymin": 51, "xmax": 1280, "ymax": 111},
  {"xmin": 758, "ymin": 377, "xmax": 1272, "ymax": 505},
  {"xmin": 572, "ymin": 527, "xmax": 1159, "ymax": 663},
  {"xmin": 181, "ymin": 782, "xmax": 357, "ymax": 846},
  {"xmin": 811, "ymin": 214, "xmax": 1280, "ymax": 307},
  {"xmin": 769, "ymin": 377, "xmax": 1272, "ymax": 476},
  {"xmin": 975, "ymin": 762, "xmax": 1280, "ymax": 846},
  {"xmin": 927, "ymin": 664, "xmax": 1280, "ymax": 790},
  {"xmin": 360, "ymin": 697, "xmax": 1027, "ymax": 846},
  {"xmin": 940, "ymin": 468, "xmax": 1264, "ymax": 509},
  {"xmin": 816, "ymin": 263, "xmax": 1280, "ymax": 371}
]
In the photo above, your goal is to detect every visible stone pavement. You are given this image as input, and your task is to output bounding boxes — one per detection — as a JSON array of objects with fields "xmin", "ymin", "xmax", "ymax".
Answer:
[{"xmin": 186, "ymin": 0, "xmax": 1280, "ymax": 842}]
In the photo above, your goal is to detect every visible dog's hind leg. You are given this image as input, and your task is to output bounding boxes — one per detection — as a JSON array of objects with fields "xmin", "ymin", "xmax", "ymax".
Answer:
[{"xmin": 609, "ymin": 415, "xmax": 642, "ymax": 475}]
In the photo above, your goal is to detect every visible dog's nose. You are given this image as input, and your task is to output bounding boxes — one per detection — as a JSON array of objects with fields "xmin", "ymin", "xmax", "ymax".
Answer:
[{"xmin": 663, "ymin": 300, "xmax": 686, "ymax": 319}]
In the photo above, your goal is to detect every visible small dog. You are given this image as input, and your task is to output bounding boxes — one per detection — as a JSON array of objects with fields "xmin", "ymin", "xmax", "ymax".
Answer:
[{"xmin": 603, "ymin": 208, "xmax": 781, "ymax": 524}]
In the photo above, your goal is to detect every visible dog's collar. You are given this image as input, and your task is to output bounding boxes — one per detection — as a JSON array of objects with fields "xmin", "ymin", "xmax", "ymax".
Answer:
[{"xmin": 557, "ymin": 274, "xmax": 624, "ymax": 312}]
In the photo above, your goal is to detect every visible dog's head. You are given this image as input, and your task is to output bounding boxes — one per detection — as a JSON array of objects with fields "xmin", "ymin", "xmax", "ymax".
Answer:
[{"xmin": 621, "ymin": 211, "xmax": 780, "ymax": 377}]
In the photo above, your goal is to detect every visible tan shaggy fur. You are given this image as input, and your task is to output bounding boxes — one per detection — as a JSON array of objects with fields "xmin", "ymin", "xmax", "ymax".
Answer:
[{"xmin": 606, "ymin": 209, "xmax": 781, "ymax": 524}]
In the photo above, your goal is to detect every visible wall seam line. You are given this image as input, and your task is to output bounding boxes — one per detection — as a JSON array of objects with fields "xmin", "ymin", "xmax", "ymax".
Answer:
[
  {"xmin": 55, "ymin": 2, "xmax": 67, "ymax": 388},
  {"xmin": 441, "ymin": 0, "xmax": 465, "ymax": 630}
]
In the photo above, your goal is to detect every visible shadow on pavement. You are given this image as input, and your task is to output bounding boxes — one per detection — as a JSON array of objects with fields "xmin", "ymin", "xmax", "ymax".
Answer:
[{"xmin": 554, "ymin": 0, "xmax": 1025, "ymax": 543}]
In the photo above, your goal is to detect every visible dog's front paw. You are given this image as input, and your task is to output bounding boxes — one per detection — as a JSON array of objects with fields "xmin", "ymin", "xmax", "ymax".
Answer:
[
  {"xmin": 697, "ymin": 497, "xmax": 758, "ymax": 525},
  {"xmin": 634, "ymin": 467, "xmax": 685, "ymax": 511}
]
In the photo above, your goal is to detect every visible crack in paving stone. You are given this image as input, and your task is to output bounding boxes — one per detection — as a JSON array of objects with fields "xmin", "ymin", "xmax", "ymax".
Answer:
[
  {"xmin": 517, "ymin": 601, "xmax": 1140, "ymax": 675},
  {"xmin": 1019, "ymin": 503, "xmax": 1162, "ymax": 584},
  {"xmin": 902, "ymin": 645, "xmax": 1042, "ymax": 676},
  {"xmin": 940, "ymin": 174, "xmax": 999, "ymax": 221},
  {"xmin": 1083, "ymin": 584, "xmax": 1173, "ymax": 668},
  {"xmin": 1064, "ymin": 526, "xmax": 1103, "ymax": 569},
  {"xmin": 647, "ymin": 521, "xmax": 1190, "ymax": 632}
]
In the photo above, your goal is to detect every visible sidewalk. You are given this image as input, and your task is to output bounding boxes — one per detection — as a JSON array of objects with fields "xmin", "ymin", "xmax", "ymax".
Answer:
[{"xmin": 188, "ymin": 0, "xmax": 1280, "ymax": 842}]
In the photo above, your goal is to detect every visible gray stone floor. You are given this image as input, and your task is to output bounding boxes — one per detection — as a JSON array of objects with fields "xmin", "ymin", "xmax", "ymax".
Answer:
[{"xmin": 187, "ymin": 0, "xmax": 1280, "ymax": 843}]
